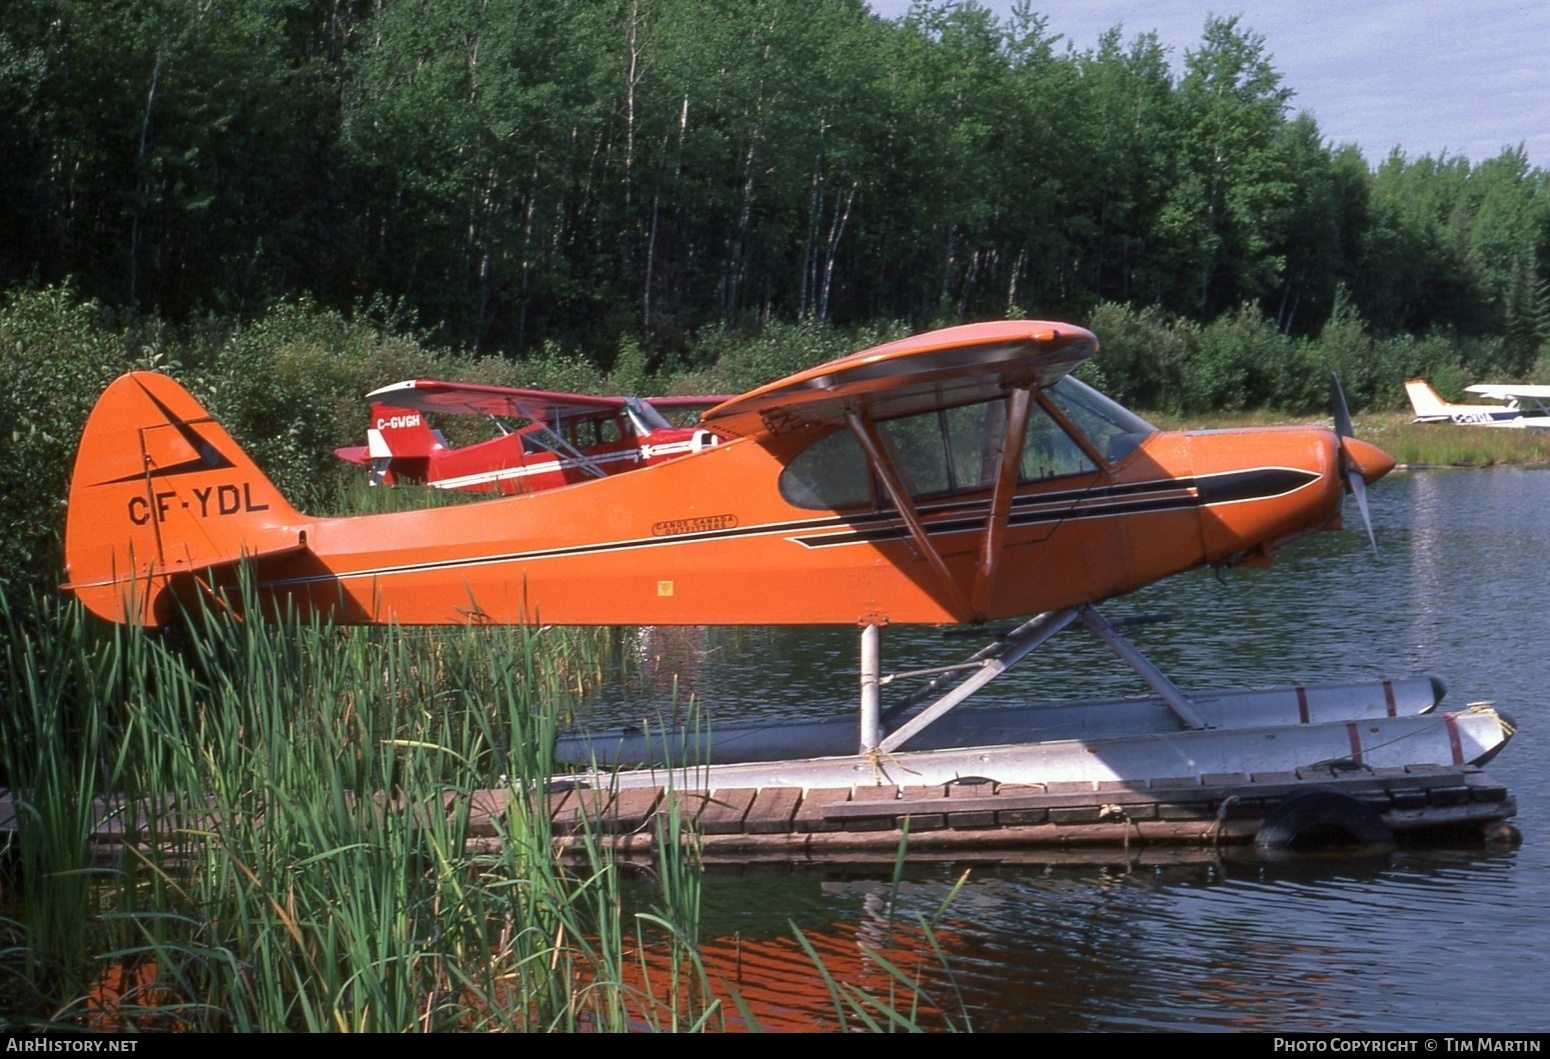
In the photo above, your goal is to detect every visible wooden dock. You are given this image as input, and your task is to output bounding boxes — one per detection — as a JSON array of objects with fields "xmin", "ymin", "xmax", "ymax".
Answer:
[
  {"xmin": 525, "ymin": 763, "xmax": 1518, "ymax": 861},
  {"xmin": 0, "ymin": 764, "xmax": 1517, "ymax": 866}
]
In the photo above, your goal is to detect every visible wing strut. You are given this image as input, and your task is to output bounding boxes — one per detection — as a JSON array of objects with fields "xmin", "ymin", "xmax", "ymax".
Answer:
[
  {"xmin": 971, "ymin": 387, "xmax": 1033, "ymax": 618},
  {"xmin": 845, "ymin": 409, "xmax": 973, "ymax": 622},
  {"xmin": 521, "ymin": 422, "xmax": 608, "ymax": 479}
]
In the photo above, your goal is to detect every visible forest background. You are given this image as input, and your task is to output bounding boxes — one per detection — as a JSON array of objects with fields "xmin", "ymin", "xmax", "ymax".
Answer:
[{"xmin": 4, "ymin": 0, "xmax": 1550, "ymax": 596}]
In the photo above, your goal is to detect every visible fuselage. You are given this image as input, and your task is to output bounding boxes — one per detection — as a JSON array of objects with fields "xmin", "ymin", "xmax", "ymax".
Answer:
[
  {"xmin": 337, "ymin": 402, "xmax": 715, "ymax": 495},
  {"xmin": 224, "ymin": 419, "xmax": 1354, "ymax": 627}
]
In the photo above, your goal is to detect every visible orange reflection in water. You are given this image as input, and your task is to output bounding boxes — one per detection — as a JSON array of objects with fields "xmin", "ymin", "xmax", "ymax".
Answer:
[
  {"xmin": 83, "ymin": 959, "xmax": 185, "ymax": 1032},
  {"xmin": 76, "ymin": 918, "xmax": 962, "ymax": 1031},
  {"xmin": 621, "ymin": 918, "xmax": 965, "ymax": 1032}
]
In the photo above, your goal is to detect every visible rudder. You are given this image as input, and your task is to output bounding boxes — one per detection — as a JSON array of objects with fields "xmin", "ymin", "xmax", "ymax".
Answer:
[
  {"xmin": 1404, "ymin": 379, "xmax": 1451, "ymax": 420},
  {"xmin": 335, "ymin": 403, "xmax": 442, "ymax": 485},
  {"xmin": 64, "ymin": 372, "xmax": 308, "ymax": 626}
]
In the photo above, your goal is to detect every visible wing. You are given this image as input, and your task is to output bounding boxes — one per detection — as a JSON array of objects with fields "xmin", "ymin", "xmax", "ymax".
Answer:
[
  {"xmin": 366, "ymin": 379, "xmax": 627, "ymax": 423},
  {"xmin": 699, "ymin": 320, "xmax": 1097, "ymax": 439},
  {"xmin": 645, "ymin": 394, "xmax": 735, "ymax": 427},
  {"xmin": 646, "ymin": 395, "xmax": 735, "ymax": 411},
  {"xmin": 1465, "ymin": 384, "xmax": 1550, "ymax": 401}
]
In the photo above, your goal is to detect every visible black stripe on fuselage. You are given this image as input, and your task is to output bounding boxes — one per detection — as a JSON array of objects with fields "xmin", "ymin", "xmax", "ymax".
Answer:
[{"xmin": 790, "ymin": 467, "xmax": 1319, "ymax": 549}]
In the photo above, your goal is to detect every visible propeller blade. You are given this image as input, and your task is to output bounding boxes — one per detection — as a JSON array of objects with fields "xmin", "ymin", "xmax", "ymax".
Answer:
[
  {"xmin": 1347, "ymin": 464, "xmax": 1377, "ymax": 554},
  {"xmin": 1331, "ymin": 374, "xmax": 1354, "ymax": 439},
  {"xmin": 1330, "ymin": 375, "xmax": 1379, "ymax": 555}
]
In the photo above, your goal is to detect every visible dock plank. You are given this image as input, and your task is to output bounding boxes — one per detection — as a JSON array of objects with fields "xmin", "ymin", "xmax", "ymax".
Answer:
[
  {"xmin": 700, "ymin": 788, "xmax": 758, "ymax": 834},
  {"xmin": 793, "ymin": 787, "xmax": 852, "ymax": 832},
  {"xmin": 745, "ymin": 787, "xmax": 802, "ymax": 834}
]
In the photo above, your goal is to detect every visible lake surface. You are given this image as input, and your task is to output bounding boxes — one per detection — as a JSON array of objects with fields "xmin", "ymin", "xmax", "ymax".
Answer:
[{"xmin": 593, "ymin": 468, "xmax": 1550, "ymax": 1032}]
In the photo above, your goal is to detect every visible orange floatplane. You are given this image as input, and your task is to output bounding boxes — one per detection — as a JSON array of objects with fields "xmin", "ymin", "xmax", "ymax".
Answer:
[{"xmin": 62, "ymin": 321, "xmax": 1517, "ymax": 803}]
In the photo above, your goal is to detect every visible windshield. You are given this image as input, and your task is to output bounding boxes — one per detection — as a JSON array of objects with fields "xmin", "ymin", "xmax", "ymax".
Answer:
[
  {"xmin": 1044, "ymin": 377, "xmax": 1157, "ymax": 465},
  {"xmin": 624, "ymin": 397, "xmax": 671, "ymax": 434}
]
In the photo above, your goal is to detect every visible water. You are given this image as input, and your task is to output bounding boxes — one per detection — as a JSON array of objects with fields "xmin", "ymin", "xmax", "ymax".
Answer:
[{"xmin": 600, "ymin": 469, "xmax": 1550, "ymax": 1032}]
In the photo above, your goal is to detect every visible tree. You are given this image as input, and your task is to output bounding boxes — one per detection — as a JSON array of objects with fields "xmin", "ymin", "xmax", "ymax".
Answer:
[{"xmin": 1159, "ymin": 16, "xmax": 1295, "ymax": 316}]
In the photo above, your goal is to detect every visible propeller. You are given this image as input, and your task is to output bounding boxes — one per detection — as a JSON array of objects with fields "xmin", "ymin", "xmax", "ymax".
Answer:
[{"xmin": 1330, "ymin": 374, "xmax": 1379, "ymax": 554}]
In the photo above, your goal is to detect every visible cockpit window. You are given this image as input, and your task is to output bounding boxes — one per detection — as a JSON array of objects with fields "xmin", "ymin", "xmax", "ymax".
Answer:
[
  {"xmin": 779, "ymin": 428, "xmax": 873, "ymax": 510},
  {"xmin": 778, "ymin": 380, "xmax": 1153, "ymax": 511},
  {"xmin": 624, "ymin": 397, "xmax": 671, "ymax": 435},
  {"xmin": 1045, "ymin": 376, "xmax": 1157, "ymax": 465},
  {"xmin": 878, "ymin": 410, "xmax": 949, "ymax": 495},
  {"xmin": 878, "ymin": 402, "xmax": 1008, "ymax": 497}
]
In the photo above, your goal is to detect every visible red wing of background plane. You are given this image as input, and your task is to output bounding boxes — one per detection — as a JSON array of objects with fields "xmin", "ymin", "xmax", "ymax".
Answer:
[{"xmin": 365, "ymin": 380, "xmax": 626, "ymax": 424}]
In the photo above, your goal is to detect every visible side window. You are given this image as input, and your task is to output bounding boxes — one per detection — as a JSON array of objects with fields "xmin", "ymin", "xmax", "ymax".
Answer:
[
  {"xmin": 779, "ymin": 429, "xmax": 873, "ymax": 510},
  {"xmin": 518, "ymin": 426, "xmax": 549, "ymax": 456},
  {"xmin": 779, "ymin": 394, "xmax": 1103, "ymax": 510},
  {"xmin": 879, "ymin": 411, "xmax": 950, "ymax": 496},
  {"xmin": 878, "ymin": 400, "xmax": 1006, "ymax": 497},
  {"xmin": 944, "ymin": 401, "xmax": 1000, "ymax": 492},
  {"xmin": 1020, "ymin": 403, "xmax": 1096, "ymax": 482},
  {"xmin": 598, "ymin": 416, "xmax": 623, "ymax": 445}
]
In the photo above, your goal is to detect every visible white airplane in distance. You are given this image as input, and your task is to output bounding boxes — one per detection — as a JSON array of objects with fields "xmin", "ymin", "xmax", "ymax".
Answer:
[{"xmin": 1405, "ymin": 378, "xmax": 1550, "ymax": 429}]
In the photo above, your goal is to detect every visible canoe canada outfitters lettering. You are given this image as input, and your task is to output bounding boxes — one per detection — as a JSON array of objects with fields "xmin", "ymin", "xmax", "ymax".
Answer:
[{"xmin": 652, "ymin": 513, "xmax": 738, "ymax": 536}]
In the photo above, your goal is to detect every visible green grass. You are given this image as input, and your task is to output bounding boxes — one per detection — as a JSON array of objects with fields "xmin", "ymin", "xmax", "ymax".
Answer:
[{"xmin": 0, "ymin": 591, "xmax": 958, "ymax": 1032}]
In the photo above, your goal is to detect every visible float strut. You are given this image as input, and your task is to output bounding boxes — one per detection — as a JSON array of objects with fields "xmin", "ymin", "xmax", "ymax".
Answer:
[
  {"xmin": 877, "ymin": 608, "xmax": 1080, "ymax": 754},
  {"xmin": 860, "ymin": 623, "xmax": 882, "ymax": 753},
  {"xmin": 1078, "ymin": 605, "xmax": 1211, "ymax": 730}
]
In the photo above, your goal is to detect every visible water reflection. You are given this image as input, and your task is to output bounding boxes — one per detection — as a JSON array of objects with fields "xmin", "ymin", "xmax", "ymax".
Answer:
[
  {"xmin": 607, "ymin": 470, "xmax": 1550, "ymax": 1031},
  {"xmin": 677, "ymin": 845, "xmax": 1527, "ymax": 1032}
]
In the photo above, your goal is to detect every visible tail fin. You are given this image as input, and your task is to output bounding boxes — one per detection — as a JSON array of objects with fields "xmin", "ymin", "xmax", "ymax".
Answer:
[
  {"xmin": 369, "ymin": 403, "xmax": 440, "ymax": 459},
  {"xmin": 335, "ymin": 403, "xmax": 442, "ymax": 485},
  {"xmin": 1405, "ymin": 379, "xmax": 1453, "ymax": 421},
  {"xmin": 64, "ymin": 372, "xmax": 309, "ymax": 626}
]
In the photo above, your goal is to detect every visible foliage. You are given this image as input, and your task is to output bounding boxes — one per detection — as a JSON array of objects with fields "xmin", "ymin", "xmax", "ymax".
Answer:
[
  {"xmin": 676, "ymin": 317, "xmax": 908, "ymax": 393},
  {"xmin": 3, "ymin": 0, "xmax": 1548, "ymax": 364},
  {"xmin": 0, "ymin": 288, "xmax": 141, "ymax": 593}
]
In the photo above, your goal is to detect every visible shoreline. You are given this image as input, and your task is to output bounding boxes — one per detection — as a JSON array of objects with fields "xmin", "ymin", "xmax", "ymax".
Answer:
[{"xmin": 1159, "ymin": 410, "xmax": 1550, "ymax": 469}]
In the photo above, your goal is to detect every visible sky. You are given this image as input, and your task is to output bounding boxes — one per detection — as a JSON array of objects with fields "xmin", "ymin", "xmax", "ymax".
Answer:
[{"xmin": 866, "ymin": 1, "xmax": 1550, "ymax": 170}]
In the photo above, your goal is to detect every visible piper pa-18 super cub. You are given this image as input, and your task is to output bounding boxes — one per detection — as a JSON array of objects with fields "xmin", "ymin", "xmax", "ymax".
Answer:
[
  {"xmin": 1405, "ymin": 377, "xmax": 1550, "ymax": 428},
  {"xmin": 62, "ymin": 321, "xmax": 1514, "ymax": 795},
  {"xmin": 334, "ymin": 382, "xmax": 728, "ymax": 494}
]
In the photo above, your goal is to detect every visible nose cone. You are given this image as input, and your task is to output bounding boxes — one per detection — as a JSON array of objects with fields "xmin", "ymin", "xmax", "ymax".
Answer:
[{"xmin": 1340, "ymin": 436, "xmax": 1396, "ymax": 486}]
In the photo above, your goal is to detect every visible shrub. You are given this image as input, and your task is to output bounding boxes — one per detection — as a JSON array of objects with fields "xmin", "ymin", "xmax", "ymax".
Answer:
[
  {"xmin": 1080, "ymin": 302, "xmax": 1197, "ymax": 413},
  {"xmin": 0, "ymin": 286, "xmax": 142, "ymax": 595}
]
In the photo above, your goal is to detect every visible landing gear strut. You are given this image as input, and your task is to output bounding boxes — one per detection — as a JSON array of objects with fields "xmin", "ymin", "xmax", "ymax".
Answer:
[{"xmin": 856, "ymin": 603, "xmax": 1211, "ymax": 756}]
